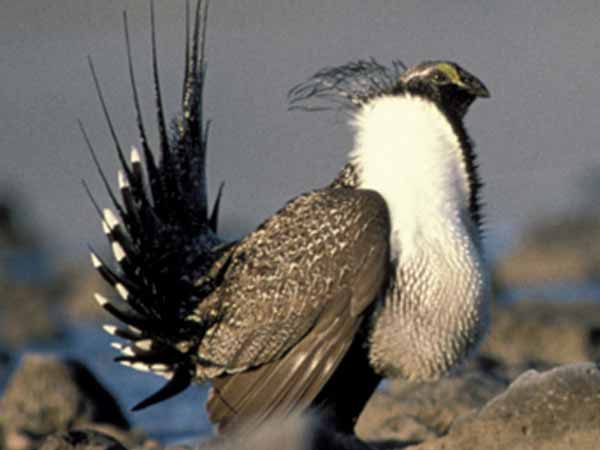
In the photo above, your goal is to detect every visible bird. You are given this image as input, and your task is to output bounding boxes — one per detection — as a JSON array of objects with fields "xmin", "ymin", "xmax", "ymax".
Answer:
[{"xmin": 84, "ymin": 0, "xmax": 491, "ymax": 440}]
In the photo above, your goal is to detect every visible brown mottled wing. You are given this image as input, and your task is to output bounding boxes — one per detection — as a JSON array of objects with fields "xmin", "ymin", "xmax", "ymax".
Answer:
[{"xmin": 203, "ymin": 188, "xmax": 390, "ymax": 432}]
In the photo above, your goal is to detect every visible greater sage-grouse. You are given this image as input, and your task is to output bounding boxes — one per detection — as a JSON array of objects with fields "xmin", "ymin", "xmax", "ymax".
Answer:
[{"xmin": 85, "ymin": 0, "xmax": 491, "ymax": 437}]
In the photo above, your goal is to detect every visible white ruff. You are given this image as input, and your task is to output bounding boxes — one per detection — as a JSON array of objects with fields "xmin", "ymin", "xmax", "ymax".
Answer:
[{"xmin": 350, "ymin": 95, "xmax": 471, "ymax": 259}]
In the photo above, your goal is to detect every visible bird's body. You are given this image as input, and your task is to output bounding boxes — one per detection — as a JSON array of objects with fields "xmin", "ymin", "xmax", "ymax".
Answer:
[{"xmin": 86, "ymin": 0, "xmax": 490, "ymax": 438}]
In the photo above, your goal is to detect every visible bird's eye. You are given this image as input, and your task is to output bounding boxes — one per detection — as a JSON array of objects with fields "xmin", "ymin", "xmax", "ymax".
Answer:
[{"xmin": 432, "ymin": 71, "xmax": 449, "ymax": 84}]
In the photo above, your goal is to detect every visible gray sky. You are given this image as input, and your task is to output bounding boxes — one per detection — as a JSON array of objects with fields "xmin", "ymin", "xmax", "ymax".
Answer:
[{"xmin": 2, "ymin": 0, "xmax": 600, "ymax": 261}]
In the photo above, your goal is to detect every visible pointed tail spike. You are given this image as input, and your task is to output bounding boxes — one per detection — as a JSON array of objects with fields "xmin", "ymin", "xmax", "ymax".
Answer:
[
  {"xmin": 118, "ymin": 169, "xmax": 129, "ymax": 189},
  {"xmin": 103, "ymin": 208, "xmax": 120, "ymax": 230},
  {"xmin": 112, "ymin": 241, "xmax": 127, "ymax": 262},
  {"xmin": 115, "ymin": 282, "xmax": 130, "ymax": 301},
  {"xmin": 90, "ymin": 252, "xmax": 102, "ymax": 269},
  {"xmin": 131, "ymin": 146, "xmax": 141, "ymax": 164},
  {"xmin": 131, "ymin": 365, "xmax": 192, "ymax": 411},
  {"xmin": 136, "ymin": 339, "xmax": 153, "ymax": 351},
  {"xmin": 103, "ymin": 324, "xmax": 118, "ymax": 336},
  {"xmin": 95, "ymin": 293, "xmax": 109, "ymax": 307}
]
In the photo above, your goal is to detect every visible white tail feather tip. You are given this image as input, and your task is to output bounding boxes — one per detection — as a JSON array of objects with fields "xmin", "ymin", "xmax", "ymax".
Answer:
[
  {"xmin": 136, "ymin": 339, "xmax": 153, "ymax": 351},
  {"xmin": 90, "ymin": 253, "xmax": 102, "ymax": 268},
  {"xmin": 131, "ymin": 146, "xmax": 141, "ymax": 164},
  {"xmin": 94, "ymin": 293, "xmax": 109, "ymax": 306},
  {"xmin": 121, "ymin": 346, "xmax": 135, "ymax": 357},
  {"xmin": 115, "ymin": 283, "xmax": 129, "ymax": 300},
  {"xmin": 103, "ymin": 325, "xmax": 118, "ymax": 335},
  {"xmin": 118, "ymin": 169, "xmax": 129, "ymax": 189},
  {"xmin": 102, "ymin": 221, "xmax": 111, "ymax": 235},
  {"xmin": 103, "ymin": 208, "xmax": 119, "ymax": 230},
  {"xmin": 112, "ymin": 242, "xmax": 126, "ymax": 262},
  {"xmin": 132, "ymin": 362, "xmax": 150, "ymax": 372}
]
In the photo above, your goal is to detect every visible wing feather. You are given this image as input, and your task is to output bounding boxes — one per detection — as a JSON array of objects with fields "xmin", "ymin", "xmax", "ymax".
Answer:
[
  {"xmin": 203, "ymin": 188, "xmax": 391, "ymax": 431},
  {"xmin": 206, "ymin": 287, "xmax": 355, "ymax": 430}
]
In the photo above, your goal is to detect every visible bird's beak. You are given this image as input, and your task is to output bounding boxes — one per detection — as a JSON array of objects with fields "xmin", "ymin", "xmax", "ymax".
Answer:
[{"xmin": 459, "ymin": 74, "xmax": 490, "ymax": 98}]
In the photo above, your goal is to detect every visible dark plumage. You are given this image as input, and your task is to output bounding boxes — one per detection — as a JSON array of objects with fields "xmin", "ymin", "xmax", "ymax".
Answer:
[{"xmin": 84, "ymin": 0, "xmax": 491, "ymax": 440}]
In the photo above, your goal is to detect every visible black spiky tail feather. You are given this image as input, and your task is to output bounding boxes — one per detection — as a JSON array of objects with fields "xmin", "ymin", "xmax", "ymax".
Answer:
[{"xmin": 83, "ymin": 0, "xmax": 227, "ymax": 410}]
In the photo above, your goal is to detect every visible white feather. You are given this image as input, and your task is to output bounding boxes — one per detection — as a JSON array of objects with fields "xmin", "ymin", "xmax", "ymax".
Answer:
[
  {"xmin": 103, "ymin": 208, "xmax": 119, "ymax": 230},
  {"xmin": 90, "ymin": 252, "xmax": 102, "ymax": 268},
  {"xmin": 118, "ymin": 169, "xmax": 129, "ymax": 189},
  {"xmin": 136, "ymin": 339, "xmax": 153, "ymax": 351},
  {"xmin": 94, "ymin": 293, "xmax": 109, "ymax": 306},
  {"xmin": 112, "ymin": 242, "xmax": 126, "ymax": 262},
  {"xmin": 103, "ymin": 325, "xmax": 118, "ymax": 335},
  {"xmin": 115, "ymin": 283, "xmax": 129, "ymax": 301},
  {"xmin": 350, "ymin": 94, "xmax": 471, "ymax": 259},
  {"xmin": 121, "ymin": 346, "xmax": 135, "ymax": 357},
  {"xmin": 132, "ymin": 363, "xmax": 150, "ymax": 372},
  {"xmin": 131, "ymin": 146, "xmax": 141, "ymax": 164},
  {"xmin": 102, "ymin": 221, "xmax": 111, "ymax": 235}
]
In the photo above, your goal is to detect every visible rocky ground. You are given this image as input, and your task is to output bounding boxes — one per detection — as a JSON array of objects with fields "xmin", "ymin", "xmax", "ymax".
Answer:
[
  {"xmin": 495, "ymin": 214, "xmax": 600, "ymax": 286},
  {"xmin": 2, "ymin": 194, "xmax": 600, "ymax": 449}
]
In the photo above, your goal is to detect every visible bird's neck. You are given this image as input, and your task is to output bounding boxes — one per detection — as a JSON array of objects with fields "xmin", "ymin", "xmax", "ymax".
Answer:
[
  {"xmin": 350, "ymin": 95, "xmax": 489, "ymax": 380},
  {"xmin": 349, "ymin": 94, "xmax": 474, "ymax": 259}
]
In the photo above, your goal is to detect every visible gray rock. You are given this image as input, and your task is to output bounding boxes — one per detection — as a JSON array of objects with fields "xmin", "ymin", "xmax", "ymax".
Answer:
[
  {"xmin": 199, "ymin": 414, "xmax": 316, "ymax": 450},
  {"xmin": 0, "ymin": 284, "xmax": 62, "ymax": 348},
  {"xmin": 357, "ymin": 368, "xmax": 507, "ymax": 444},
  {"xmin": 40, "ymin": 428, "xmax": 167, "ymax": 450},
  {"xmin": 199, "ymin": 413, "xmax": 375, "ymax": 450},
  {"xmin": 411, "ymin": 363, "xmax": 600, "ymax": 450},
  {"xmin": 40, "ymin": 430, "xmax": 127, "ymax": 450},
  {"xmin": 0, "ymin": 354, "xmax": 129, "ymax": 450},
  {"xmin": 494, "ymin": 214, "xmax": 600, "ymax": 285},
  {"xmin": 481, "ymin": 301, "xmax": 600, "ymax": 367}
]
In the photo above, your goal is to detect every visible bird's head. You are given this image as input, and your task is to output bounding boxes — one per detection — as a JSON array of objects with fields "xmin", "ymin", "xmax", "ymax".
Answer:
[
  {"xmin": 289, "ymin": 59, "xmax": 489, "ymax": 119},
  {"xmin": 398, "ymin": 61, "xmax": 489, "ymax": 119}
]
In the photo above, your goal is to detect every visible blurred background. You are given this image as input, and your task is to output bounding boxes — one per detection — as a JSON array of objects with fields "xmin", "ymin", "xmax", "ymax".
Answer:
[{"xmin": 2, "ymin": 0, "xmax": 600, "ymax": 448}]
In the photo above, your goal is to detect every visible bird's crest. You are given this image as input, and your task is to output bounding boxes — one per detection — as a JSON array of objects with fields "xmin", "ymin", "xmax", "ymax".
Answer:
[{"xmin": 288, "ymin": 58, "xmax": 406, "ymax": 112}]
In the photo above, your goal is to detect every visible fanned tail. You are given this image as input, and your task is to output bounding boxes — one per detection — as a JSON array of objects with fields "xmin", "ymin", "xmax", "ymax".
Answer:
[{"xmin": 83, "ymin": 0, "xmax": 227, "ymax": 410}]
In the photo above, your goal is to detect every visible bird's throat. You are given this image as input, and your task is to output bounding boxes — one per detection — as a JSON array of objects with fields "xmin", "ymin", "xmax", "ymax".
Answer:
[
  {"xmin": 350, "ymin": 94, "xmax": 489, "ymax": 379},
  {"xmin": 350, "ymin": 94, "xmax": 473, "ymax": 258}
]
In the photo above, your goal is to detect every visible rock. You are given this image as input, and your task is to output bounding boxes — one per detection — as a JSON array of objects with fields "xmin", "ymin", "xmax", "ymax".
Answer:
[
  {"xmin": 199, "ymin": 414, "xmax": 316, "ymax": 450},
  {"xmin": 495, "ymin": 215, "xmax": 600, "ymax": 285},
  {"xmin": 78, "ymin": 425, "xmax": 150, "ymax": 450},
  {"xmin": 481, "ymin": 301, "xmax": 600, "ymax": 368},
  {"xmin": 38, "ymin": 425, "xmax": 170, "ymax": 450},
  {"xmin": 356, "ymin": 368, "xmax": 507, "ymax": 444},
  {"xmin": 411, "ymin": 363, "xmax": 600, "ymax": 450},
  {"xmin": 0, "ymin": 354, "xmax": 129, "ymax": 450},
  {"xmin": 198, "ymin": 413, "xmax": 384, "ymax": 450},
  {"xmin": 40, "ymin": 430, "xmax": 128, "ymax": 450},
  {"xmin": 0, "ymin": 284, "xmax": 62, "ymax": 348}
]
